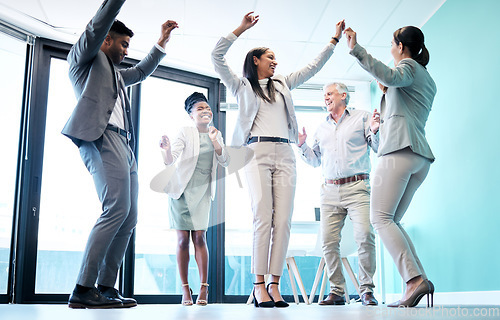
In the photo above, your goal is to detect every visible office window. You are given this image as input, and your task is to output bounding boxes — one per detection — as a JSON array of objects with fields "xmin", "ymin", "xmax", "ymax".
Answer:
[
  {"xmin": 0, "ymin": 32, "xmax": 27, "ymax": 294},
  {"xmin": 35, "ymin": 58, "xmax": 101, "ymax": 293}
]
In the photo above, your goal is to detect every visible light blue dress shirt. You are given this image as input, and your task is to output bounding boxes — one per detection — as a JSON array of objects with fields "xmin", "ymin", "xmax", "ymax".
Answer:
[{"xmin": 299, "ymin": 108, "xmax": 379, "ymax": 180}]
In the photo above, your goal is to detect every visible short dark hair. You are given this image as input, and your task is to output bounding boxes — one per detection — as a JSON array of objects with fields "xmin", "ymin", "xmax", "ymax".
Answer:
[
  {"xmin": 184, "ymin": 92, "xmax": 208, "ymax": 114},
  {"xmin": 109, "ymin": 19, "xmax": 134, "ymax": 38}
]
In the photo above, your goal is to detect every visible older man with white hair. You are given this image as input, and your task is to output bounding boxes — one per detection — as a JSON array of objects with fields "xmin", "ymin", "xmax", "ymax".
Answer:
[{"xmin": 298, "ymin": 82, "xmax": 380, "ymax": 306}]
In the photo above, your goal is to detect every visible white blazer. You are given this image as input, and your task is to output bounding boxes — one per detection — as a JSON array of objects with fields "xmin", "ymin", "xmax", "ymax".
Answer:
[
  {"xmin": 212, "ymin": 33, "xmax": 336, "ymax": 146},
  {"xmin": 163, "ymin": 126, "xmax": 230, "ymax": 200}
]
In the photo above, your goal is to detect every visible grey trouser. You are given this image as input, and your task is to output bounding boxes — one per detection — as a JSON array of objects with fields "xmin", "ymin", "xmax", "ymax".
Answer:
[
  {"xmin": 76, "ymin": 130, "xmax": 138, "ymax": 287},
  {"xmin": 370, "ymin": 148, "xmax": 431, "ymax": 282},
  {"xmin": 244, "ymin": 142, "xmax": 296, "ymax": 276},
  {"xmin": 320, "ymin": 180, "xmax": 376, "ymax": 296}
]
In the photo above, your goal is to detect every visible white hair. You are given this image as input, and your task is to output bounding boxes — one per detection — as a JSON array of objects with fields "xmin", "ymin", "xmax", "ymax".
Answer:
[{"xmin": 323, "ymin": 82, "xmax": 350, "ymax": 105}]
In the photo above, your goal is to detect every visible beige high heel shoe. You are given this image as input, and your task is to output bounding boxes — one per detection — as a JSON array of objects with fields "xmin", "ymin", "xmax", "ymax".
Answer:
[
  {"xmin": 181, "ymin": 283, "xmax": 193, "ymax": 306},
  {"xmin": 196, "ymin": 283, "xmax": 209, "ymax": 306}
]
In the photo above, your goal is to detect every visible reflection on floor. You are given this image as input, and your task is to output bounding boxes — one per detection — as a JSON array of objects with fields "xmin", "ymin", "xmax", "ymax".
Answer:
[{"xmin": 1, "ymin": 303, "xmax": 499, "ymax": 320}]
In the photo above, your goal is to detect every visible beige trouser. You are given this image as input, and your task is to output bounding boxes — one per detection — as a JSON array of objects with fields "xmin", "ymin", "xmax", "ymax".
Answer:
[
  {"xmin": 370, "ymin": 147, "xmax": 431, "ymax": 282},
  {"xmin": 320, "ymin": 179, "xmax": 376, "ymax": 296},
  {"xmin": 244, "ymin": 142, "xmax": 296, "ymax": 276}
]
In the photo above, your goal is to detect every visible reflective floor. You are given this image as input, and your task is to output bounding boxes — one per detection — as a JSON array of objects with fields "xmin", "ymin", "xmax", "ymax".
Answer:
[{"xmin": 1, "ymin": 303, "xmax": 499, "ymax": 320}]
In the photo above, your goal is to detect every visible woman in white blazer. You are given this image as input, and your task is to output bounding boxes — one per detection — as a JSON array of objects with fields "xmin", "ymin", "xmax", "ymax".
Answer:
[
  {"xmin": 212, "ymin": 12, "xmax": 344, "ymax": 307},
  {"xmin": 159, "ymin": 92, "xmax": 229, "ymax": 306},
  {"xmin": 345, "ymin": 26, "xmax": 436, "ymax": 308}
]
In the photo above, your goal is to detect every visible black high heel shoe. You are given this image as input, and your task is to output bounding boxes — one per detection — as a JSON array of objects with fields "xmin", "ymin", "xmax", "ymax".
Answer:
[
  {"xmin": 253, "ymin": 282, "xmax": 275, "ymax": 308},
  {"xmin": 388, "ymin": 279, "xmax": 433, "ymax": 308},
  {"xmin": 266, "ymin": 282, "xmax": 289, "ymax": 308}
]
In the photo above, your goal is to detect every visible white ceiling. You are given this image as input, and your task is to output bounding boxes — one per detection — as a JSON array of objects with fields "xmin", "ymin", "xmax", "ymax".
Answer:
[{"xmin": 0, "ymin": 0, "xmax": 445, "ymax": 86}]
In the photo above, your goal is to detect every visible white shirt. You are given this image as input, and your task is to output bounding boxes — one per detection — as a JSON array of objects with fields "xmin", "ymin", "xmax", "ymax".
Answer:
[
  {"xmin": 299, "ymin": 108, "xmax": 379, "ymax": 180},
  {"xmin": 108, "ymin": 44, "xmax": 166, "ymax": 130},
  {"xmin": 108, "ymin": 89, "xmax": 125, "ymax": 129},
  {"xmin": 249, "ymin": 79, "xmax": 289, "ymax": 139}
]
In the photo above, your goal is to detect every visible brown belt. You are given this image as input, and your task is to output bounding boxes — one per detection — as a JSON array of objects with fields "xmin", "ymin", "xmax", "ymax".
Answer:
[{"xmin": 325, "ymin": 174, "xmax": 369, "ymax": 185}]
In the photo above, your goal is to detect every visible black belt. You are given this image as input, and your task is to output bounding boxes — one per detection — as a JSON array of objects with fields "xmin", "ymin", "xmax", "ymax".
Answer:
[
  {"xmin": 106, "ymin": 124, "xmax": 131, "ymax": 141},
  {"xmin": 248, "ymin": 136, "xmax": 290, "ymax": 144}
]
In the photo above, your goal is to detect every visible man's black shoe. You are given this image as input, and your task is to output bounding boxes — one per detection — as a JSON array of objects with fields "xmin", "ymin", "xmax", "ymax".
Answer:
[
  {"xmin": 99, "ymin": 287, "xmax": 137, "ymax": 308},
  {"xmin": 68, "ymin": 287, "xmax": 122, "ymax": 309},
  {"xmin": 361, "ymin": 292, "xmax": 378, "ymax": 306},
  {"xmin": 318, "ymin": 292, "xmax": 346, "ymax": 305}
]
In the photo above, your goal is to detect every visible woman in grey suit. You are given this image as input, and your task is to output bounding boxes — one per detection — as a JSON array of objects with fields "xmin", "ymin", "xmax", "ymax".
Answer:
[
  {"xmin": 345, "ymin": 26, "xmax": 436, "ymax": 307},
  {"xmin": 212, "ymin": 12, "xmax": 344, "ymax": 308}
]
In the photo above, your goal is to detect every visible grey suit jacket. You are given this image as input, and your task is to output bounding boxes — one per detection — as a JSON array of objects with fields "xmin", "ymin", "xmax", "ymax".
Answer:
[
  {"xmin": 350, "ymin": 43, "xmax": 437, "ymax": 161},
  {"xmin": 62, "ymin": 0, "xmax": 166, "ymax": 145}
]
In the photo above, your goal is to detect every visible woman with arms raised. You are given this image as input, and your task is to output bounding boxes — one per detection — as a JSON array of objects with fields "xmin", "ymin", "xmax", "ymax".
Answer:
[
  {"xmin": 212, "ymin": 12, "xmax": 344, "ymax": 308},
  {"xmin": 345, "ymin": 25, "xmax": 436, "ymax": 308}
]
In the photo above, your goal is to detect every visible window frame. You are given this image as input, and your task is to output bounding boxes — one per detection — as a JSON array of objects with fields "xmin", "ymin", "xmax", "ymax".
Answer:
[{"xmin": 0, "ymin": 24, "xmax": 32, "ymax": 304}]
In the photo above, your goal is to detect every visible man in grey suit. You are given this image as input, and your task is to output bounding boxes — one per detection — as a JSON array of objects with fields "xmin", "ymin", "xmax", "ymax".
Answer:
[{"xmin": 64, "ymin": 0, "xmax": 178, "ymax": 309}]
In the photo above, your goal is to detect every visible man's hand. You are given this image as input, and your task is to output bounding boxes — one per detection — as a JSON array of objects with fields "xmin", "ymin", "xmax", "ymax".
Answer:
[
  {"xmin": 370, "ymin": 109, "xmax": 380, "ymax": 134},
  {"xmin": 298, "ymin": 127, "xmax": 307, "ymax": 147},
  {"xmin": 157, "ymin": 20, "xmax": 179, "ymax": 48}
]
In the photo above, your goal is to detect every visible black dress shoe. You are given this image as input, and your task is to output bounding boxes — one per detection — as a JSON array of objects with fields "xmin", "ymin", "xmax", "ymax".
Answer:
[
  {"xmin": 99, "ymin": 287, "xmax": 138, "ymax": 308},
  {"xmin": 68, "ymin": 287, "xmax": 122, "ymax": 309},
  {"xmin": 318, "ymin": 293, "xmax": 345, "ymax": 305},
  {"xmin": 267, "ymin": 282, "xmax": 289, "ymax": 308},
  {"xmin": 361, "ymin": 292, "xmax": 378, "ymax": 306}
]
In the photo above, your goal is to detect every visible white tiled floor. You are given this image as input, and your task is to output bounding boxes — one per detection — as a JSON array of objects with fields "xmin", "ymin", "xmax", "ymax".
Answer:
[{"xmin": 1, "ymin": 303, "xmax": 499, "ymax": 320}]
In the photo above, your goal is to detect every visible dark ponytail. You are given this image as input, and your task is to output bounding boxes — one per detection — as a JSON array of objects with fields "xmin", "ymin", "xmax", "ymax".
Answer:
[
  {"xmin": 415, "ymin": 43, "xmax": 430, "ymax": 68},
  {"xmin": 393, "ymin": 26, "xmax": 430, "ymax": 68}
]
